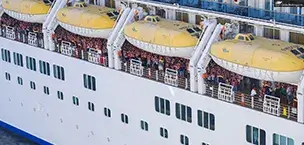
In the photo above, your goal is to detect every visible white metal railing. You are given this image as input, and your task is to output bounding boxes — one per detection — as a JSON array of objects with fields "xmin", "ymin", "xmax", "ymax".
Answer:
[
  {"xmin": 164, "ymin": 68, "xmax": 178, "ymax": 87},
  {"xmin": 5, "ymin": 26, "xmax": 15, "ymax": 40},
  {"xmin": 217, "ymin": 83, "xmax": 235, "ymax": 103},
  {"xmin": 60, "ymin": 41, "xmax": 73, "ymax": 56},
  {"xmin": 263, "ymin": 95, "xmax": 280, "ymax": 116},
  {"xmin": 28, "ymin": 32, "xmax": 38, "ymax": 46},
  {"xmin": 88, "ymin": 48, "xmax": 101, "ymax": 64},
  {"xmin": 129, "ymin": 59, "xmax": 143, "ymax": 76}
]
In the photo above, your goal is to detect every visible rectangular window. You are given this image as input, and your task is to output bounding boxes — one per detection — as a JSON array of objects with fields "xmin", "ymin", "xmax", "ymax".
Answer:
[
  {"xmin": 57, "ymin": 91, "xmax": 64, "ymax": 100},
  {"xmin": 160, "ymin": 127, "xmax": 168, "ymax": 138},
  {"xmin": 13, "ymin": 52, "xmax": 23, "ymax": 67},
  {"xmin": 104, "ymin": 107, "xmax": 111, "ymax": 117},
  {"xmin": 83, "ymin": 74, "xmax": 96, "ymax": 91},
  {"xmin": 197, "ymin": 110, "xmax": 215, "ymax": 131},
  {"xmin": 180, "ymin": 134, "xmax": 189, "ymax": 145},
  {"xmin": 26, "ymin": 56, "xmax": 36, "ymax": 71},
  {"xmin": 202, "ymin": 143, "xmax": 209, "ymax": 145},
  {"xmin": 140, "ymin": 120, "xmax": 148, "ymax": 131},
  {"xmin": 273, "ymin": 133, "xmax": 294, "ymax": 145},
  {"xmin": 5, "ymin": 72, "xmax": 10, "ymax": 81},
  {"xmin": 43, "ymin": 86, "xmax": 49, "ymax": 95},
  {"xmin": 121, "ymin": 113, "xmax": 129, "ymax": 124},
  {"xmin": 72, "ymin": 96, "xmax": 79, "ymax": 106},
  {"xmin": 30, "ymin": 81, "xmax": 36, "ymax": 90},
  {"xmin": 88, "ymin": 102, "xmax": 95, "ymax": 111},
  {"xmin": 53, "ymin": 64, "xmax": 65, "ymax": 80},
  {"xmin": 175, "ymin": 103, "xmax": 192, "ymax": 123},
  {"xmin": 17, "ymin": 77, "xmax": 23, "ymax": 85},
  {"xmin": 1, "ymin": 49, "xmax": 11, "ymax": 63},
  {"xmin": 154, "ymin": 96, "xmax": 170, "ymax": 116},
  {"xmin": 246, "ymin": 125, "xmax": 266, "ymax": 145},
  {"xmin": 39, "ymin": 60, "xmax": 50, "ymax": 76}
]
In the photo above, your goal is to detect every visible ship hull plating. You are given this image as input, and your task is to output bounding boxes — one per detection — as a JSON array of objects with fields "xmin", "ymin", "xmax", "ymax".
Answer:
[{"xmin": 0, "ymin": 38, "xmax": 304, "ymax": 145}]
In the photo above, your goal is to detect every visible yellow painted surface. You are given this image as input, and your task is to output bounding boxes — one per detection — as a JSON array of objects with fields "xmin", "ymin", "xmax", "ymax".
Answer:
[
  {"xmin": 2, "ymin": 0, "xmax": 50, "ymax": 15},
  {"xmin": 210, "ymin": 34, "xmax": 304, "ymax": 72},
  {"xmin": 56, "ymin": 5, "xmax": 116, "ymax": 29},
  {"xmin": 124, "ymin": 17, "xmax": 200, "ymax": 48}
]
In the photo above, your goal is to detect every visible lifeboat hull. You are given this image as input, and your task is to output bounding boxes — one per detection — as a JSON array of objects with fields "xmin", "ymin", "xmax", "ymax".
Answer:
[
  {"xmin": 125, "ymin": 36, "xmax": 194, "ymax": 59},
  {"xmin": 3, "ymin": 9, "xmax": 46, "ymax": 23},
  {"xmin": 210, "ymin": 55, "xmax": 302, "ymax": 84},
  {"xmin": 58, "ymin": 21, "xmax": 112, "ymax": 39}
]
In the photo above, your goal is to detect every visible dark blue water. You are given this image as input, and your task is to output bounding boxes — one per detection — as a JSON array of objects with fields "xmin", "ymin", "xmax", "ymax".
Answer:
[{"xmin": 0, "ymin": 127, "xmax": 36, "ymax": 145}]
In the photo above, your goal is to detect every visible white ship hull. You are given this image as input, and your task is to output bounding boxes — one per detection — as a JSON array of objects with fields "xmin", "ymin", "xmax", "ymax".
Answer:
[{"xmin": 0, "ymin": 38, "xmax": 304, "ymax": 145}]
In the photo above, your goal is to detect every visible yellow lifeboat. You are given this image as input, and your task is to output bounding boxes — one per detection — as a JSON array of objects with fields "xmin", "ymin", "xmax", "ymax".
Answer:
[
  {"xmin": 56, "ymin": 1, "xmax": 119, "ymax": 38},
  {"xmin": 209, "ymin": 33, "xmax": 304, "ymax": 84},
  {"xmin": 124, "ymin": 15, "xmax": 203, "ymax": 58},
  {"xmin": 2, "ymin": 0, "xmax": 51, "ymax": 23}
]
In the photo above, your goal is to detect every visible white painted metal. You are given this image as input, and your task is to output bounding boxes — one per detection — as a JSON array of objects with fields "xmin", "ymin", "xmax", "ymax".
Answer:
[
  {"xmin": 28, "ymin": 32, "xmax": 38, "ymax": 47},
  {"xmin": 88, "ymin": 48, "xmax": 101, "ymax": 64},
  {"xmin": 107, "ymin": 7, "xmax": 131, "ymax": 68},
  {"xmin": 197, "ymin": 24, "xmax": 222, "ymax": 94},
  {"xmin": 189, "ymin": 19, "xmax": 217, "ymax": 92},
  {"xmin": 297, "ymin": 71, "xmax": 304, "ymax": 123},
  {"xmin": 263, "ymin": 95, "xmax": 281, "ymax": 116},
  {"xmin": 113, "ymin": 8, "xmax": 137, "ymax": 70},
  {"xmin": 129, "ymin": 59, "xmax": 143, "ymax": 76},
  {"xmin": 124, "ymin": 0, "xmax": 304, "ymax": 34},
  {"xmin": 1, "ymin": 38, "xmax": 304, "ymax": 145},
  {"xmin": 5, "ymin": 26, "xmax": 15, "ymax": 40},
  {"xmin": 60, "ymin": 41, "xmax": 73, "ymax": 56},
  {"xmin": 164, "ymin": 68, "xmax": 178, "ymax": 87},
  {"xmin": 218, "ymin": 83, "xmax": 235, "ymax": 103}
]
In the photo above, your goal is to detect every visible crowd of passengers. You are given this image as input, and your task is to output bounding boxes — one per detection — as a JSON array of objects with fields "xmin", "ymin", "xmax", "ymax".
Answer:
[
  {"xmin": 0, "ymin": 13, "xmax": 43, "ymax": 43},
  {"xmin": 120, "ymin": 41, "xmax": 189, "ymax": 78},
  {"xmin": 53, "ymin": 26, "xmax": 108, "ymax": 58},
  {"xmin": 204, "ymin": 60, "xmax": 297, "ymax": 106}
]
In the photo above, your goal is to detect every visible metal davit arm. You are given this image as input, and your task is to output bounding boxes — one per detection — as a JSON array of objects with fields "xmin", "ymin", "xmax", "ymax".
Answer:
[
  {"xmin": 297, "ymin": 71, "xmax": 304, "ymax": 123},
  {"xmin": 107, "ymin": 7, "xmax": 131, "ymax": 68},
  {"xmin": 197, "ymin": 24, "xmax": 222, "ymax": 94},
  {"xmin": 44, "ymin": 0, "xmax": 68, "ymax": 50},
  {"xmin": 189, "ymin": 19, "xmax": 217, "ymax": 92},
  {"xmin": 113, "ymin": 8, "xmax": 137, "ymax": 70}
]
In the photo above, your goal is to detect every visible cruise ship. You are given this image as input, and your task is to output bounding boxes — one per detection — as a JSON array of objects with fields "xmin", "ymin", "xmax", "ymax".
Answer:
[{"xmin": 0, "ymin": 0, "xmax": 304, "ymax": 144}]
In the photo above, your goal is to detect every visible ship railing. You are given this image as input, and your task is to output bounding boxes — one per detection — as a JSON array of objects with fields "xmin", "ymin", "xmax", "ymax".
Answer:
[
  {"xmin": 263, "ymin": 94, "xmax": 280, "ymax": 116},
  {"xmin": 121, "ymin": 60, "xmax": 190, "ymax": 90},
  {"xmin": 60, "ymin": 41, "xmax": 74, "ymax": 56},
  {"xmin": 129, "ymin": 59, "xmax": 144, "ymax": 77},
  {"xmin": 164, "ymin": 68, "xmax": 179, "ymax": 87},
  {"xmin": 28, "ymin": 32, "xmax": 38, "ymax": 47},
  {"xmin": 204, "ymin": 82, "xmax": 298, "ymax": 121},
  {"xmin": 218, "ymin": 82, "xmax": 235, "ymax": 103},
  {"xmin": 87, "ymin": 48, "xmax": 102, "ymax": 64},
  {"xmin": 5, "ymin": 26, "xmax": 15, "ymax": 40}
]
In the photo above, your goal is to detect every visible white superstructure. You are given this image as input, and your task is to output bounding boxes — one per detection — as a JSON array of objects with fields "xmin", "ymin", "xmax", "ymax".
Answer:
[{"xmin": 0, "ymin": 0, "xmax": 304, "ymax": 145}]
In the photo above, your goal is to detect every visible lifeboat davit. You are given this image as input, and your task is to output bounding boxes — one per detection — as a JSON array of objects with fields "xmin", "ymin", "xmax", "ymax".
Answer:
[
  {"xmin": 2, "ymin": 0, "xmax": 51, "ymax": 23},
  {"xmin": 124, "ymin": 15, "xmax": 203, "ymax": 58},
  {"xmin": 56, "ymin": 1, "xmax": 119, "ymax": 38},
  {"xmin": 209, "ymin": 33, "xmax": 304, "ymax": 84}
]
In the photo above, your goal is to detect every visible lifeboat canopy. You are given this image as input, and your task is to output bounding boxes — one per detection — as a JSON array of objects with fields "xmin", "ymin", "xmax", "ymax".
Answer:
[
  {"xmin": 56, "ymin": 1, "xmax": 119, "ymax": 38},
  {"xmin": 2, "ymin": 0, "xmax": 52, "ymax": 23},
  {"xmin": 124, "ymin": 15, "xmax": 203, "ymax": 59},
  {"xmin": 209, "ymin": 33, "xmax": 304, "ymax": 84}
]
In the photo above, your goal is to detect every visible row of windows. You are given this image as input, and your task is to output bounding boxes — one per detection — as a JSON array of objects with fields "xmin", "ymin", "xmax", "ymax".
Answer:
[
  {"xmin": 4, "ymin": 72, "xmax": 213, "ymax": 145},
  {"xmin": 155, "ymin": 96, "xmax": 215, "ymax": 131},
  {"xmin": 246, "ymin": 125, "xmax": 295, "ymax": 145},
  {"xmin": 1, "ymin": 49, "xmax": 65, "ymax": 80}
]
